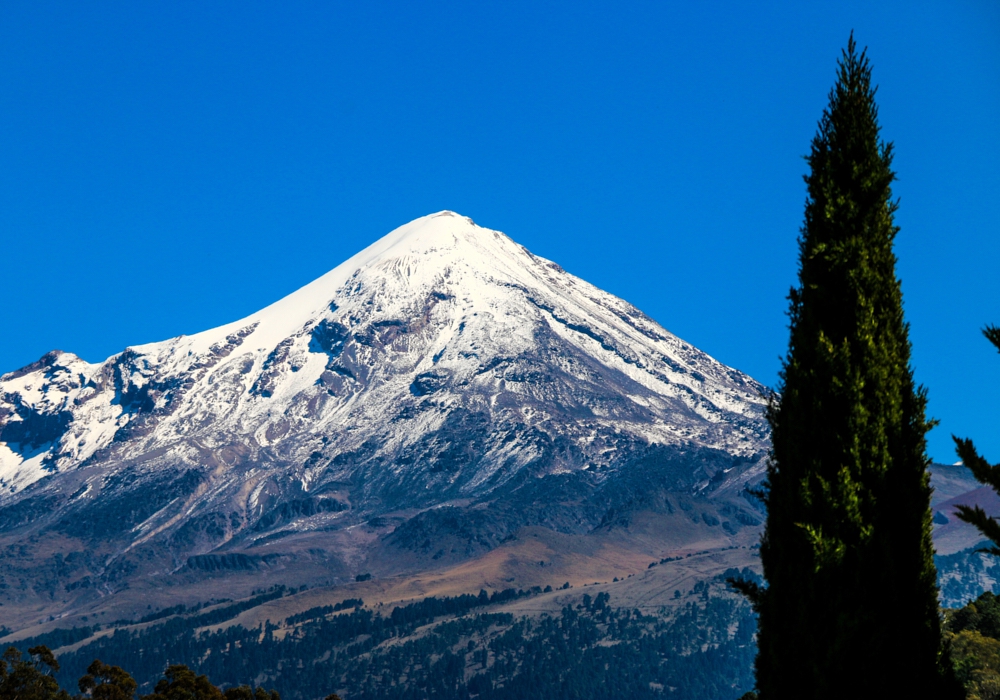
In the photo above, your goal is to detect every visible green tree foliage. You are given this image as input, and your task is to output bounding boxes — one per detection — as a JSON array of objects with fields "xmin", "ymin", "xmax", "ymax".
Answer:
[
  {"xmin": 743, "ymin": 34, "xmax": 961, "ymax": 699},
  {"xmin": 950, "ymin": 632, "xmax": 1000, "ymax": 700},
  {"xmin": 78, "ymin": 660, "xmax": 137, "ymax": 700},
  {"xmin": 946, "ymin": 592, "xmax": 1000, "ymax": 699},
  {"xmin": 953, "ymin": 325, "xmax": 1000, "ymax": 552},
  {"xmin": 0, "ymin": 646, "xmax": 71, "ymax": 700},
  {"xmin": 139, "ymin": 665, "xmax": 219, "ymax": 700},
  {"xmin": 138, "ymin": 664, "xmax": 279, "ymax": 700}
]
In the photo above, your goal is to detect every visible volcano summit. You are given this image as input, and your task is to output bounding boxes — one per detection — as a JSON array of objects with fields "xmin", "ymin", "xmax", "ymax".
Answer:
[{"xmin": 0, "ymin": 212, "xmax": 769, "ymax": 624}]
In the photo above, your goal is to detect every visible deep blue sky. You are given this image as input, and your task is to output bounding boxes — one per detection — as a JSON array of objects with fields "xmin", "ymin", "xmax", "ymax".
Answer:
[{"xmin": 2, "ymin": 2, "xmax": 997, "ymax": 462}]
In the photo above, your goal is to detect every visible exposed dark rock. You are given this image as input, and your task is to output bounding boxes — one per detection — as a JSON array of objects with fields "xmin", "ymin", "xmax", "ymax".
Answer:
[
  {"xmin": 309, "ymin": 320, "xmax": 350, "ymax": 359},
  {"xmin": 250, "ymin": 338, "xmax": 295, "ymax": 397},
  {"xmin": 384, "ymin": 506, "xmax": 513, "ymax": 558},
  {"xmin": 0, "ymin": 494, "xmax": 64, "ymax": 532},
  {"xmin": 0, "ymin": 403, "xmax": 72, "ymax": 451},
  {"xmin": 186, "ymin": 552, "xmax": 282, "ymax": 572},
  {"xmin": 409, "ymin": 370, "xmax": 449, "ymax": 396},
  {"xmin": 251, "ymin": 498, "xmax": 347, "ymax": 532},
  {"xmin": 0, "ymin": 350, "xmax": 66, "ymax": 382},
  {"xmin": 52, "ymin": 469, "xmax": 204, "ymax": 540}
]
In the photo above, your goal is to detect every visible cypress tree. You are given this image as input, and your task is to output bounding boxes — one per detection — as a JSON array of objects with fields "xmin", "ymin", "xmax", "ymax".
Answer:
[{"xmin": 745, "ymin": 35, "xmax": 961, "ymax": 699}]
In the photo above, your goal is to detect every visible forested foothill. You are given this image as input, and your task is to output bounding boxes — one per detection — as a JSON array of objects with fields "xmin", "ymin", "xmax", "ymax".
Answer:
[{"xmin": 0, "ymin": 570, "xmax": 760, "ymax": 700}]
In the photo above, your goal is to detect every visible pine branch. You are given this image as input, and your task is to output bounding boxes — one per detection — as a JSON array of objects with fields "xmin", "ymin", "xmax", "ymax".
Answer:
[
  {"xmin": 953, "ymin": 436, "xmax": 1000, "ymax": 492},
  {"xmin": 950, "ymin": 325, "xmax": 1000, "ymax": 558},
  {"xmin": 984, "ymin": 324, "xmax": 1000, "ymax": 354},
  {"xmin": 728, "ymin": 577, "xmax": 763, "ymax": 612},
  {"xmin": 953, "ymin": 504, "xmax": 1000, "ymax": 556}
]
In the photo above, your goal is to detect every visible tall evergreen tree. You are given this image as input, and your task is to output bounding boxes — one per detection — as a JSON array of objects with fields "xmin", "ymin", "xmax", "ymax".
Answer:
[{"xmin": 742, "ymin": 35, "xmax": 961, "ymax": 699}]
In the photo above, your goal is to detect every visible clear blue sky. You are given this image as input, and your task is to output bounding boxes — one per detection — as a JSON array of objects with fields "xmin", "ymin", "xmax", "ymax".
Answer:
[{"xmin": 1, "ymin": 2, "xmax": 997, "ymax": 462}]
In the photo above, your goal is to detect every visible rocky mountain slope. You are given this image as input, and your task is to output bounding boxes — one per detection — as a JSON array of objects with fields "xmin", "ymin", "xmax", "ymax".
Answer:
[{"xmin": 0, "ymin": 212, "xmax": 771, "ymax": 629}]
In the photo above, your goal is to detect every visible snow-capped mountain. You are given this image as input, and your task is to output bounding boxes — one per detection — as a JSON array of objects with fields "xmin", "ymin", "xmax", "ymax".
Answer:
[{"xmin": 0, "ymin": 212, "xmax": 769, "ymax": 618}]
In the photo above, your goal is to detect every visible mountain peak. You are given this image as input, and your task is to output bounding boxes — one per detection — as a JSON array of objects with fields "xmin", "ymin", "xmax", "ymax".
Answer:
[
  {"xmin": 0, "ymin": 212, "xmax": 771, "ymax": 620},
  {"xmin": 357, "ymin": 210, "xmax": 504, "ymax": 263},
  {"xmin": 1, "ymin": 213, "xmax": 768, "ymax": 499}
]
